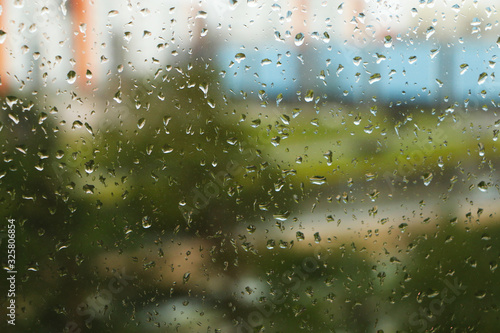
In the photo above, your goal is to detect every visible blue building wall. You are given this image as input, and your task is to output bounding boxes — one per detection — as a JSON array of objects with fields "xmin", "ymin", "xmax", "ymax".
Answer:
[{"xmin": 217, "ymin": 38, "xmax": 500, "ymax": 106}]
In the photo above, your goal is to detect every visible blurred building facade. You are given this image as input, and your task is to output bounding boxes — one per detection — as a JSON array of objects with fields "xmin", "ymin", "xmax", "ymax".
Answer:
[{"xmin": 0, "ymin": 0, "xmax": 498, "ymax": 104}]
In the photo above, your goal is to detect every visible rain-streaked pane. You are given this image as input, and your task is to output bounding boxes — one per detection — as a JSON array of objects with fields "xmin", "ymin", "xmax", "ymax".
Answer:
[{"xmin": 1, "ymin": 1, "xmax": 499, "ymax": 332}]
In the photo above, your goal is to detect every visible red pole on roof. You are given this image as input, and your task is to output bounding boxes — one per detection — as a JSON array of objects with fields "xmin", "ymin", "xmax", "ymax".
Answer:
[
  {"xmin": 71, "ymin": 0, "xmax": 96, "ymax": 89},
  {"xmin": 291, "ymin": 0, "xmax": 308, "ymax": 40},
  {"xmin": 349, "ymin": 0, "xmax": 366, "ymax": 44},
  {"xmin": 0, "ymin": 1, "xmax": 8, "ymax": 94}
]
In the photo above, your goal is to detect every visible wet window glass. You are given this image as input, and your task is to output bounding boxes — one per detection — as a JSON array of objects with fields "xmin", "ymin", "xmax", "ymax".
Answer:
[{"xmin": 1, "ymin": 1, "xmax": 499, "ymax": 332}]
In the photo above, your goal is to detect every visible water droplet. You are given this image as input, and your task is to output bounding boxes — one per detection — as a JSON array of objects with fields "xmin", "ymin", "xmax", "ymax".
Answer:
[
  {"xmin": 478, "ymin": 181, "xmax": 488, "ymax": 192},
  {"xmin": 280, "ymin": 113, "xmax": 290, "ymax": 125},
  {"xmin": 124, "ymin": 31, "xmax": 132, "ymax": 42},
  {"xmin": 251, "ymin": 119, "xmax": 261, "ymax": 128},
  {"xmin": 113, "ymin": 91, "xmax": 122, "ymax": 103},
  {"xmin": 79, "ymin": 23, "xmax": 87, "ymax": 34},
  {"xmin": 15, "ymin": 145, "xmax": 26, "ymax": 154},
  {"xmin": 276, "ymin": 93, "xmax": 283, "ymax": 106},
  {"xmin": 137, "ymin": 118, "xmax": 146, "ymax": 129},
  {"xmin": 490, "ymin": 262, "xmax": 498, "ymax": 272},
  {"xmin": 162, "ymin": 144, "xmax": 173, "ymax": 154},
  {"xmin": 365, "ymin": 173, "xmax": 376, "ymax": 181},
  {"xmin": 142, "ymin": 216, "xmax": 152, "ymax": 228},
  {"xmin": 323, "ymin": 150, "xmax": 332, "ymax": 165},
  {"xmin": 485, "ymin": 7, "xmax": 493, "ymax": 18},
  {"xmin": 199, "ymin": 82, "xmax": 208, "ymax": 97},
  {"xmin": 83, "ymin": 184, "xmax": 95, "ymax": 194},
  {"xmin": 425, "ymin": 26, "xmax": 435, "ymax": 40},
  {"xmin": 292, "ymin": 108, "xmax": 302, "ymax": 118},
  {"xmin": 84, "ymin": 160, "xmax": 95, "ymax": 174},
  {"xmin": 235, "ymin": 52, "xmax": 246, "ymax": 63},
  {"xmin": 318, "ymin": 69, "xmax": 326, "ymax": 80},
  {"xmin": 6, "ymin": 96, "xmax": 18, "ymax": 109},
  {"xmin": 470, "ymin": 17, "xmax": 481, "ymax": 26},
  {"xmin": 84, "ymin": 122, "xmax": 93, "ymax": 135},
  {"xmin": 368, "ymin": 189, "xmax": 380, "ymax": 201},
  {"xmin": 314, "ymin": 232, "xmax": 321, "ymax": 243},
  {"xmin": 354, "ymin": 115, "xmax": 361, "ymax": 125},
  {"xmin": 66, "ymin": 70, "xmax": 76, "ymax": 84},
  {"xmin": 478, "ymin": 142, "xmax": 485, "ymax": 156},
  {"xmin": 266, "ymin": 240, "xmax": 275, "ymax": 249},
  {"xmin": 304, "ymin": 90, "xmax": 314, "ymax": 102},
  {"xmin": 336, "ymin": 64, "xmax": 344, "ymax": 76},
  {"xmin": 408, "ymin": 56, "xmax": 417, "ymax": 64},
  {"xmin": 72, "ymin": 120, "xmax": 83, "ymax": 129},
  {"xmin": 309, "ymin": 176, "xmax": 326, "ymax": 185},
  {"xmin": 273, "ymin": 212, "xmax": 289, "ymax": 221},
  {"xmin": 183, "ymin": 272, "xmax": 191, "ymax": 284},
  {"xmin": 274, "ymin": 31, "xmax": 283, "ymax": 42},
  {"xmin": 196, "ymin": 10, "xmax": 207, "ymax": 19},
  {"xmin": 19, "ymin": 44, "xmax": 28, "ymax": 55},
  {"xmin": 227, "ymin": 137, "xmax": 238, "ymax": 145},
  {"xmin": 322, "ymin": 31, "xmax": 330, "ymax": 43},
  {"xmin": 296, "ymin": 231, "xmax": 305, "ymax": 241},
  {"xmin": 383, "ymin": 35, "xmax": 392, "ymax": 48},
  {"xmin": 369, "ymin": 73, "xmax": 381, "ymax": 84},
  {"xmin": 375, "ymin": 53, "xmax": 386, "ymax": 64},
  {"xmin": 422, "ymin": 172, "xmax": 433, "ymax": 186},
  {"xmin": 56, "ymin": 242, "xmax": 70, "ymax": 252},
  {"xmin": 294, "ymin": 33, "xmax": 305, "ymax": 46},
  {"xmin": 478, "ymin": 72, "xmax": 488, "ymax": 85},
  {"xmin": 475, "ymin": 290, "xmax": 486, "ymax": 299},
  {"xmin": 0, "ymin": 30, "xmax": 7, "ymax": 44},
  {"xmin": 13, "ymin": 0, "xmax": 24, "ymax": 9},
  {"xmin": 108, "ymin": 10, "xmax": 119, "ymax": 17},
  {"xmin": 261, "ymin": 58, "xmax": 272, "ymax": 66},
  {"xmin": 430, "ymin": 48, "xmax": 440, "ymax": 59},
  {"xmin": 337, "ymin": 2, "xmax": 344, "ymax": 14},
  {"xmin": 460, "ymin": 63, "xmax": 469, "ymax": 75}
]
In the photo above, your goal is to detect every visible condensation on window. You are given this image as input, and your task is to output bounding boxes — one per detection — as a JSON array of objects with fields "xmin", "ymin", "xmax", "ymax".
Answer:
[{"xmin": 1, "ymin": 1, "xmax": 499, "ymax": 332}]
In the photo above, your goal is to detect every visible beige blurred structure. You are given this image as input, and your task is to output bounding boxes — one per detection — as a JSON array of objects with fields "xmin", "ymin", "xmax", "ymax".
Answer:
[{"xmin": 0, "ymin": 0, "xmax": 497, "ymax": 93}]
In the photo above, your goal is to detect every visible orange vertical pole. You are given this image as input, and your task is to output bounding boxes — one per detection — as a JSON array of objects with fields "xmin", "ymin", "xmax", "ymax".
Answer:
[
  {"xmin": 348, "ymin": 0, "xmax": 366, "ymax": 44},
  {"xmin": 72, "ymin": 0, "xmax": 96, "ymax": 88},
  {"xmin": 291, "ymin": 0, "xmax": 307, "ymax": 40},
  {"xmin": 0, "ymin": 0, "xmax": 8, "ymax": 94}
]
